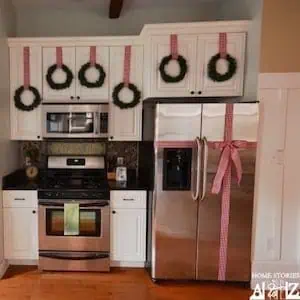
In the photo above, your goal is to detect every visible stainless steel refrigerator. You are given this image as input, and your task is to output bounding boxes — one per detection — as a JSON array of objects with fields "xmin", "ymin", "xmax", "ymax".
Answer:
[{"xmin": 139, "ymin": 99, "xmax": 259, "ymax": 282}]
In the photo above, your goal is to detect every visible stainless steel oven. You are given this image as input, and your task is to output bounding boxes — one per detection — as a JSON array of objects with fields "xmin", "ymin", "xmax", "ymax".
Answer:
[
  {"xmin": 38, "ymin": 198, "xmax": 110, "ymax": 272},
  {"xmin": 42, "ymin": 104, "xmax": 108, "ymax": 138}
]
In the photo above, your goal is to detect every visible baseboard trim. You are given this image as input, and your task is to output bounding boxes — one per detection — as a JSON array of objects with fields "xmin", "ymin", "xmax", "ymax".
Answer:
[
  {"xmin": 251, "ymin": 261, "xmax": 300, "ymax": 288},
  {"xmin": 8, "ymin": 259, "xmax": 38, "ymax": 266},
  {"xmin": 0, "ymin": 260, "xmax": 8, "ymax": 279},
  {"xmin": 110, "ymin": 261, "xmax": 145, "ymax": 268}
]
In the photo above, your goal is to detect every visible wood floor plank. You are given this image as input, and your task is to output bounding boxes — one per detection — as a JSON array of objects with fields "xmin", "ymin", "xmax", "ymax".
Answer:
[{"xmin": 0, "ymin": 266, "xmax": 252, "ymax": 299}]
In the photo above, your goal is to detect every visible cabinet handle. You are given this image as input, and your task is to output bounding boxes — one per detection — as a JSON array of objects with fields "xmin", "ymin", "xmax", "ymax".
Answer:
[
  {"xmin": 70, "ymin": 96, "xmax": 74, "ymax": 100},
  {"xmin": 110, "ymin": 136, "xmax": 114, "ymax": 140},
  {"xmin": 37, "ymin": 136, "xmax": 40, "ymax": 139},
  {"xmin": 198, "ymin": 91, "xmax": 202, "ymax": 95},
  {"xmin": 123, "ymin": 198, "xmax": 135, "ymax": 201},
  {"xmin": 32, "ymin": 210, "xmax": 36, "ymax": 214},
  {"xmin": 77, "ymin": 96, "xmax": 80, "ymax": 100},
  {"xmin": 112, "ymin": 210, "xmax": 116, "ymax": 214},
  {"xmin": 190, "ymin": 91, "xmax": 195, "ymax": 95},
  {"xmin": 14, "ymin": 198, "xmax": 25, "ymax": 201}
]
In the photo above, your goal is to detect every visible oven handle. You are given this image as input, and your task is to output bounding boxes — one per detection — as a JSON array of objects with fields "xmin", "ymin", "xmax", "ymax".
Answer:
[
  {"xmin": 38, "ymin": 200, "xmax": 109, "ymax": 207},
  {"xmin": 39, "ymin": 251, "xmax": 109, "ymax": 260}
]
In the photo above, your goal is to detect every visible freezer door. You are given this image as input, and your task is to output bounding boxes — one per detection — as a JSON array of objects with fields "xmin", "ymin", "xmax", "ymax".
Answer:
[
  {"xmin": 197, "ymin": 103, "xmax": 258, "ymax": 282},
  {"xmin": 152, "ymin": 147, "xmax": 199, "ymax": 280}
]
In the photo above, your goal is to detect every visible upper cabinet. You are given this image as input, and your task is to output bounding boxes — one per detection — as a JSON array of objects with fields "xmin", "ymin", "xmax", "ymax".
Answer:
[
  {"xmin": 146, "ymin": 32, "xmax": 246, "ymax": 98},
  {"xmin": 43, "ymin": 46, "xmax": 109, "ymax": 103},
  {"xmin": 10, "ymin": 46, "xmax": 42, "ymax": 141},
  {"xmin": 109, "ymin": 45, "xmax": 143, "ymax": 141}
]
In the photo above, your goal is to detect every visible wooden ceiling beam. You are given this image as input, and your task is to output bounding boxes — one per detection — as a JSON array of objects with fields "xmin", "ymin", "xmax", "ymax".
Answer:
[{"xmin": 109, "ymin": 0, "xmax": 124, "ymax": 19}]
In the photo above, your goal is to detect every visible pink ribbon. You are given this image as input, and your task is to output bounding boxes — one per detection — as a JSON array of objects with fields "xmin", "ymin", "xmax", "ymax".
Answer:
[
  {"xmin": 123, "ymin": 45, "xmax": 131, "ymax": 87},
  {"xmin": 23, "ymin": 47, "xmax": 30, "ymax": 89},
  {"xmin": 56, "ymin": 47, "xmax": 63, "ymax": 68},
  {"xmin": 219, "ymin": 33, "xmax": 227, "ymax": 59},
  {"xmin": 170, "ymin": 34, "xmax": 178, "ymax": 59},
  {"xmin": 90, "ymin": 46, "xmax": 96, "ymax": 67},
  {"xmin": 209, "ymin": 104, "xmax": 257, "ymax": 281}
]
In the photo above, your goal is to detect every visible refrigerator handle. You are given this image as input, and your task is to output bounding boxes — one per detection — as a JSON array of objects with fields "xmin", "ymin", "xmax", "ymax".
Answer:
[
  {"xmin": 192, "ymin": 137, "xmax": 201, "ymax": 201},
  {"xmin": 200, "ymin": 137, "xmax": 208, "ymax": 201}
]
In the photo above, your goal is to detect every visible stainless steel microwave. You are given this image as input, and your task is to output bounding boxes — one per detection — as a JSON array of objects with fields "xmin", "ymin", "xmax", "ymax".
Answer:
[{"xmin": 42, "ymin": 104, "xmax": 108, "ymax": 138}]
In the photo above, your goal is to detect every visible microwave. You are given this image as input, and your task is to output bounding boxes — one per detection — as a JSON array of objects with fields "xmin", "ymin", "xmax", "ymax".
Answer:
[{"xmin": 42, "ymin": 104, "xmax": 108, "ymax": 139}]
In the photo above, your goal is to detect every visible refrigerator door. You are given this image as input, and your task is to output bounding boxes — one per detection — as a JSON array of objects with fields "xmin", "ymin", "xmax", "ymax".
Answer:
[
  {"xmin": 196, "ymin": 103, "xmax": 258, "ymax": 282},
  {"xmin": 151, "ymin": 145, "xmax": 200, "ymax": 280}
]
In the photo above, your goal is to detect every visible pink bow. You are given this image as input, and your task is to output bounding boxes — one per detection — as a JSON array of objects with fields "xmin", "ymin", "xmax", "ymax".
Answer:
[{"xmin": 211, "ymin": 141, "xmax": 249, "ymax": 195}]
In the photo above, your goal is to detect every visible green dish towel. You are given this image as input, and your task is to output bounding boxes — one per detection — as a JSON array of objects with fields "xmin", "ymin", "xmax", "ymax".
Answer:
[{"xmin": 64, "ymin": 203, "xmax": 79, "ymax": 236}]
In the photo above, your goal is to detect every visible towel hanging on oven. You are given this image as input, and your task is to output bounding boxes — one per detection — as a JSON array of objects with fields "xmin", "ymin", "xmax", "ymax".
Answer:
[{"xmin": 64, "ymin": 203, "xmax": 79, "ymax": 236}]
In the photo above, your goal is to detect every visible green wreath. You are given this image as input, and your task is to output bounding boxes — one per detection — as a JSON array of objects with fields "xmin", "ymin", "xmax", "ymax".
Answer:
[
  {"xmin": 14, "ymin": 86, "xmax": 42, "ymax": 112},
  {"xmin": 112, "ymin": 82, "xmax": 141, "ymax": 109},
  {"xmin": 159, "ymin": 54, "xmax": 188, "ymax": 83},
  {"xmin": 78, "ymin": 62, "xmax": 106, "ymax": 88},
  {"xmin": 208, "ymin": 53, "xmax": 237, "ymax": 82},
  {"xmin": 46, "ymin": 64, "xmax": 74, "ymax": 90}
]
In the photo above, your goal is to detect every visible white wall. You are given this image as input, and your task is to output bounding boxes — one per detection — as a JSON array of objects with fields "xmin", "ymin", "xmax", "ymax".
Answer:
[
  {"xmin": 218, "ymin": 0, "xmax": 263, "ymax": 102},
  {"xmin": 15, "ymin": 3, "xmax": 220, "ymax": 37},
  {"xmin": 0, "ymin": 0, "xmax": 19, "ymax": 274}
]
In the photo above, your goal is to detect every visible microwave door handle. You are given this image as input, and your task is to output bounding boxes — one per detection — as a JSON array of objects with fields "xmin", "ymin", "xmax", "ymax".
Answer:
[
  {"xmin": 95, "ymin": 112, "xmax": 99, "ymax": 135},
  {"xmin": 192, "ymin": 137, "xmax": 201, "ymax": 201},
  {"xmin": 200, "ymin": 137, "xmax": 208, "ymax": 201}
]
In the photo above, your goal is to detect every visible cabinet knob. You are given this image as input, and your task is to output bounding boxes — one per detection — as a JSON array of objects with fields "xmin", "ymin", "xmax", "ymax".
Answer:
[
  {"xmin": 110, "ymin": 136, "xmax": 114, "ymax": 140},
  {"xmin": 32, "ymin": 210, "xmax": 36, "ymax": 214},
  {"xmin": 190, "ymin": 91, "xmax": 195, "ymax": 95},
  {"xmin": 37, "ymin": 136, "xmax": 40, "ymax": 139},
  {"xmin": 112, "ymin": 210, "xmax": 116, "ymax": 214},
  {"xmin": 198, "ymin": 91, "xmax": 202, "ymax": 95},
  {"xmin": 70, "ymin": 96, "xmax": 74, "ymax": 100},
  {"xmin": 77, "ymin": 96, "xmax": 80, "ymax": 100}
]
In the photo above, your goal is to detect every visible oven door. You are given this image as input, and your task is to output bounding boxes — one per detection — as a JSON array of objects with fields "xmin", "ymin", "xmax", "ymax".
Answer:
[
  {"xmin": 38, "ymin": 200, "xmax": 109, "ymax": 252},
  {"xmin": 42, "ymin": 104, "xmax": 108, "ymax": 138}
]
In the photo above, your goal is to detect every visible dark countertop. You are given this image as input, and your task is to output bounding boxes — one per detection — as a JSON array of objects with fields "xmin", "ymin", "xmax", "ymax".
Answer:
[{"xmin": 2, "ymin": 169, "xmax": 150, "ymax": 191}]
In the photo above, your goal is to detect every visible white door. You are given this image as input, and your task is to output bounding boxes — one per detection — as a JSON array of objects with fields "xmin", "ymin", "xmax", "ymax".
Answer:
[
  {"xmin": 110, "ymin": 209, "xmax": 146, "ymax": 262},
  {"xmin": 4, "ymin": 208, "xmax": 38, "ymax": 260},
  {"xmin": 43, "ymin": 47, "xmax": 76, "ymax": 102},
  {"xmin": 150, "ymin": 35, "xmax": 197, "ymax": 97},
  {"xmin": 199, "ymin": 33, "xmax": 246, "ymax": 97},
  {"xmin": 10, "ymin": 46, "xmax": 42, "ymax": 140},
  {"xmin": 75, "ymin": 46, "xmax": 109, "ymax": 102},
  {"xmin": 109, "ymin": 46, "xmax": 143, "ymax": 141}
]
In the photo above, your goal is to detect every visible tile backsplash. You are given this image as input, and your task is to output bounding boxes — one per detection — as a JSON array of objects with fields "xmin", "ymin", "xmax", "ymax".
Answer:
[{"xmin": 19, "ymin": 141, "xmax": 138, "ymax": 171}]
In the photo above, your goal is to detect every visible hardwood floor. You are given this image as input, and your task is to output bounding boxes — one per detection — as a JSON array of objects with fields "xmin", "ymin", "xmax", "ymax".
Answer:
[{"xmin": 0, "ymin": 266, "xmax": 252, "ymax": 300}]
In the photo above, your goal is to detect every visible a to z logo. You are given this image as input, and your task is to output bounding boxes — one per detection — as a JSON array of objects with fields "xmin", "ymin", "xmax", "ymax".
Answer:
[{"xmin": 250, "ymin": 282, "xmax": 300, "ymax": 299}]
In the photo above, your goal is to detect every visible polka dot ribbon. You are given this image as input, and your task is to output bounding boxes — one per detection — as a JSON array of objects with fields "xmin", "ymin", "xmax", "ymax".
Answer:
[
  {"xmin": 170, "ymin": 34, "xmax": 179, "ymax": 60},
  {"xmin": 90, "ymin": 46, "xmax": 96, "ymax": 67},
  {"xmin": 123, "ymin": 45, "xmax": 132, "ymax": 88},
  {"xmin": 209, "ymin": 104, "xmax": 257, "ymax": 281},
  {"xmin": 219, "ymin": 33, "xmax": 227, "ymax": 59},
  {"xmin": 23, "ymin": 47, "xmax": 30, "ymax": 90},
  {"xmin": 56, "ymin": 47, "xmax": 63, "ymax": 68}
]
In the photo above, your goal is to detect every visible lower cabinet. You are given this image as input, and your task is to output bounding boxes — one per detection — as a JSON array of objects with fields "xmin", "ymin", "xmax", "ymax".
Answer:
[
  {"xmin": 3, "ymin": 208, "xmax": 38, "ymax": 260},
  {"xmin": 110, "ymin": 190, "xmax": 146, "ymax": 267},
  {"xmin": 3, "ymin": 190, "xmax": 38, "ymax": 261}
]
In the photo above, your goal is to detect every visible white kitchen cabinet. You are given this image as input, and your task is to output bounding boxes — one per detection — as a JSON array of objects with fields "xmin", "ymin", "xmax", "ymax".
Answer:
[
  {"xmin": 148, "ymin": 33, "xmax": 246, "ymax": 98},
  {"xmin": 43, "ymin": 47, "xmax": 76, "ymax": 102},
  {"xmin": 110, "ymin": 190, "xmax": 146, "ymax": 267},
  {"xmin": 109, "ymin": 46, "xmax": 143, "ymax": 141},
  {"xmin": 75, "ymin": 46, "xmax": 109, "ymax": 102},
  {"xmin": 43, "ymin": 46, "xmax": 109, "ymax": 103},
  {"xmin": 4, "ymin": 208, "xmax": 38, "ymax": 260},
  {"xmin": 10, "ymin": 46, "xmax": 42, "ymax": 140}
]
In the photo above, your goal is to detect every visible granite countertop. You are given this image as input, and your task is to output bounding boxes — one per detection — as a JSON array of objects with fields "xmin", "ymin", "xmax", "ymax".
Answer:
[{"xmin": 2, "ymin": 169, "xmax": 150, "ymax": 191}]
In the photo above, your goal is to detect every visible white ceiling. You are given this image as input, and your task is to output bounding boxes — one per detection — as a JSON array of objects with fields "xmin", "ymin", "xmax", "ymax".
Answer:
[{"xmin": 11, "ymin": 0, "xmax": 220, "ymax": 10}]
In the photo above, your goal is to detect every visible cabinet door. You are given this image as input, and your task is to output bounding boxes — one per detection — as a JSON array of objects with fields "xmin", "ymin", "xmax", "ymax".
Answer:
[
  {"xmin": 4, "ymin": 208, "xmax": 38, "ymax": 260},
  {"xmin": 198, "ymin": 33, "xmax": 246, "ymax": 97},
  {"xmin": 150, "ymin": 35, "xmax": 197, "ymax": 97},
  {"xmin": 10, "ymin": 47, "xmax": 42, "ymax": 140},
  {"xmin": 75, "ymin": 46, "xmax": 109, "ymax": 102},
  {"xmin": 110, "ymin": 209, "xmax": 146, "ymax": 262},
  {"xmin": 43, "ymin": 47, "xmax": 76, "ymax": 102},
  {"xmin": 109, "ymin": 46, "xmax": 143, "ymax": 141}
]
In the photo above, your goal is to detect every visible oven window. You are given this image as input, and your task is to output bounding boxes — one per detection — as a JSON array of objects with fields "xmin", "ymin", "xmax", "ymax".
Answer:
[
  {"xmin": 46, "ymin": 113, "xmax": 94, "ymax": 134},
  {"xmin": 46, "ymin": 209, "xmax": 101, "ymax": 236}
]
